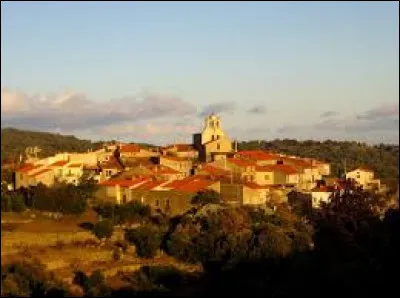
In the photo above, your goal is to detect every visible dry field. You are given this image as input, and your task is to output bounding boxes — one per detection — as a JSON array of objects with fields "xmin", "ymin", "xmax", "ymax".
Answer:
[{"xmin": 1, "ymin": 210, "xmax": 201, "ymax": 286}]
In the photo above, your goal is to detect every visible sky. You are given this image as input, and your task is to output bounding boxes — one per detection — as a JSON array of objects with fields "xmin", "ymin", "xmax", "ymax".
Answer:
[{"xmin": 1, "ymin": 1, "xmax": 399, "ymax": 145}]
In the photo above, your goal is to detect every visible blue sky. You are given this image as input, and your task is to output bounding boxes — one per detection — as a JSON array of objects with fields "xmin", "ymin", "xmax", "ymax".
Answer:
[{"xmin": 1, "ymin": 1, "xmax": 399, "ymax": 144}]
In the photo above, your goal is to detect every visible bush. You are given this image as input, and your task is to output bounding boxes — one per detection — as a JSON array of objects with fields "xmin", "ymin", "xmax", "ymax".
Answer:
[
  {"xmin": 1, "ymin": 191, "xmax": 26, "ymax": 213},
  {"xmin": 1, "ymin": 260, "xmax": 69, "ymax": 297},
  {"xmin": 191, "ymin": 190, "xmax": 221, "ymax": 206},
  {"xmin": 93, "ymin": 219, "xmax": 114, "ymax": 240},
  {"xmin": 125, "ymin": 225, "xmax": 164, "ymax": 258},
  {"xmin": 22, "ymin": 183, "xmax": 88, "ymax": 215},
  {"xmin": 94, "ymin": 201, "xmax": 151, "ymax": 225}
]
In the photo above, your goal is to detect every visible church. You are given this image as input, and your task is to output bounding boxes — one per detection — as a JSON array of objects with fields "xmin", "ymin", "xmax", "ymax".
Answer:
[{"xmin": 193, "ymin": 114, "xmax": 236, "ymax": 162}]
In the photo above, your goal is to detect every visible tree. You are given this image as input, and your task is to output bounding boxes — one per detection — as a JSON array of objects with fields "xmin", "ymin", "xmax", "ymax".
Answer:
[
  {"xmin": 1, "ymin": 260, "xmax": 69, "ymax": 297},
  {"xmin": 191, "ymin": 190, "xmax": 221, "ymax": 206},
  {"xmin": 125, "ymin": 225, "xmax": 164, "ymax": 258},
  {"xmin": 93, "ymin": 219, "xmax": 114, "ymax": 240}
]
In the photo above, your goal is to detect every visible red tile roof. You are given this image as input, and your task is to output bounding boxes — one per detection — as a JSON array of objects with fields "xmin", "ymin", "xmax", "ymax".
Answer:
[
  {"xmin": 49, "ymin": 160, "xmax": 69, "ymax": 167},
  {"xmin": 149, "ymin": 165, "xmax": 180, "ymax": 175},
  {"xmin": 199, "ymin": 164, "xmax": 230, "ymax": 176},
  {"xmin": 29, "ymin": 168, "xmax": 52, "ymax": 177},
  {"xmin": 173, "ymin": 179, "xmax": 216, "ymax": 193},
  {"xmin": 120, "ymin": 144, "xmax": 141, "ymax": 153},
  {"xmin": 17, "ymin": 164, "xmax": 41, "ymax": 173},
  {"xmin": 165, "ymin": 144, "xmax": 196, "ymax": 152},
  {"xmin": 161, "ymin": 155, "xmax": 191, "ymax": 162},
  {"xmin": 132, "ymin": 180, "xmax": 167, "ymax": 190},
  {"xmin": 255, "ymin": 164, "xmax": 300, "ymax": 175},
  {"xmin": 227, "ymin": 158, "xmax": 256, "ymax": 167},
  {"xmin": 281, "ymin": 157, "xmax": 316, "ymax": 169},
  {"xmin": 101, "ymin": 157, "xmax": 124, "ymax": 169}
]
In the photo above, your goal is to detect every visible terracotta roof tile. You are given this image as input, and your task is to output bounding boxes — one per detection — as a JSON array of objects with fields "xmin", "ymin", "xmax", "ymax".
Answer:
[
  {"xmin": 17, "ymin": 164, "xmax": 41, "ymax": 173},
  {"xmin": 49, "ymin": 160, "xmax": 69, "ymax": 167},
  {"xmin": 173, "ymin": 179, "xmax": 216, "ymax": 193},
  {"xmin": 161, "ymin": 156, "xmax": 191, "ymax": 162},
  {"xmin": 120, "ymin": 144, "xmax": 141, "ymax": 153},
  {"xmin": 237, "ymin": 150, "xmax": 280, "ymax": 161},
  {"xmin": 165, "ymin": 144, "xmax": 196, "ymax": 152},
  {"xmin": 148, "ymin": 165, "xmax": 180, "ymax": 175},
  {"xmin": 227, "ymin": 158, "xmax": 256, "ymax": 167},
  {"xmin": 255, "ymin": 164, "xmax": 300, "ymax": 175},
  {"xmin": 199, "ymin": 164, "xmax": 230, "ymax": 176},
  {"xmin": 132, "ymin": 180, "xmax": 167, "ymax": 190}
]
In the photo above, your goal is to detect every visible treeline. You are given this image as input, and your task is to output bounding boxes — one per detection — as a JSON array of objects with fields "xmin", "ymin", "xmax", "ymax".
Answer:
[
  {"xmin": 0, "ymin": 128, "xmax": 158, "ymax": 165},
  {"xmin": 0, "ymin": 128, "xmax": 101, "ymax": 163},
  {"xmin": 239, "ymin": 139, "xmax": 399, "ymax": 179}
]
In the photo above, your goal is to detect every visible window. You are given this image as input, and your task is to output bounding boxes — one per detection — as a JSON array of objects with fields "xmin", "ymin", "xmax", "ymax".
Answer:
[
  {"xmin": 356, "ymin": 174, "xmax": 360, "ymax": 179},
  {"xmin": 165, "ymin": 199, "xmax": 170, "ymax": 208},
  {"xmin": 217, "ymin": 135, "xmax": 220, "ymax": 140},
  {"xmin": 265, "ymin": 175, "xmax": 270, "ymax": 180},
  {"xmin": 212, "ymin": 135, "xmax": 215, "ymax": 141},
  {"xmin": 155, "ymin": 200, "xmax": 159, "ymax": 207},
  {"xmin": 217, "ymin": 144, "xmax": 220, "ymax": 150},
  {"xmin": 122, "ymin": 195, "xmax": 127, "ymax": 204}
]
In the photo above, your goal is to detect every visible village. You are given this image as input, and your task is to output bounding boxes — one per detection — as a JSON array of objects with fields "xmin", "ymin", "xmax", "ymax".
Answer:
[{"xmin": 12, "ymin": 113, "xmax": 383, "ymax": 215}]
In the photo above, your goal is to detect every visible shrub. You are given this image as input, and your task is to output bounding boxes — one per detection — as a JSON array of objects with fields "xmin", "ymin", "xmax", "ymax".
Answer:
[
  {"xmin": 125, "ymin": 225, "xmax": 163, "ymax": 258},
  {"xmin": 1, "ymin": 260, "xmax": 69, "ymax": 297},
  {"xmin": 191, "ymin": 190, "xmax": 221, "ymax": 206},
  {"xmin": 93, "ymin": 219, "xmax": 114, "ymax": 240},
  {"xmin": 94, "ymin": 201, "xmax": 151, "ymax": 225},
  {"xmin": 1, "ymin": 191, "xmax": 26, "ymax": 213}
]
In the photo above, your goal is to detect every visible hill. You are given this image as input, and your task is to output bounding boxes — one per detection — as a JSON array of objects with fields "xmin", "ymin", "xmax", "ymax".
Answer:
[
  {"xmin": 239, "ymin": 139, "xmax": 399, "ymax": 180},
  {"xmin": 1, "ymin": 128, "xmax": 398, "ymax": 181},
  {"xmin": 1, "ymin": 128, "xmax": 101, "ymax": 163}
]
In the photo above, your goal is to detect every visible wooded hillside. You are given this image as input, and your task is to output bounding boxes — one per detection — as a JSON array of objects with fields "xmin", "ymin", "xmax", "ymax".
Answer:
[
  {"xmin": 239, "ymin": 139, "xmax": 399, "ymax": 179},
  {"xmin": 1, "ymin": 128, "xmax": 100, "ymax": 163}
]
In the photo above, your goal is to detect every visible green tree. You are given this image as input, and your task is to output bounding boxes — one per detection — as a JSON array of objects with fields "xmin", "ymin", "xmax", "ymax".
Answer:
[
  {"xmin": 191, "ymin": 190, "xmax": 221, "ymax": 206},
  {"xmin": 93, "ymin": 219, "xmax": 114, "ymax": 240},
  {"xmin": 125, "ymin": 225, "xmax": 164, "ymax": 258}
]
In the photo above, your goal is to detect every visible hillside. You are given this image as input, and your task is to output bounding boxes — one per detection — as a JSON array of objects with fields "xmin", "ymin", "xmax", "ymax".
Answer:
[
  {"xmin": 2, "ymin": 128, "xmax": 398, "ymax": 181},
  {"xmin": 1, "ymin": 128, "xmax": 101, "ymax": 163},
  {"xmin": 239, "ymin": 139, "xmax": 399, "ymax": 180}
]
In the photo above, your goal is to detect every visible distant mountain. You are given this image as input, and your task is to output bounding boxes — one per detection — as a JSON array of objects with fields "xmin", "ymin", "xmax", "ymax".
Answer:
[{"xmin": 1, "ymin": 127, "xmax": 101, "ymax": 163}]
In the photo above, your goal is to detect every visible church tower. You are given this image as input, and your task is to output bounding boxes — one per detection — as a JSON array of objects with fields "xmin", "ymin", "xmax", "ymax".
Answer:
[{"xmin": 201, "ymin": 113, "xmax": 226, "ymax": 145}]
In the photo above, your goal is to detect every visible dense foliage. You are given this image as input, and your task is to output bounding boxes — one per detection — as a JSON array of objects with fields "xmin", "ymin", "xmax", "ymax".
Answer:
[
  {"xmin": 93, "ymin": 201, "xmax": 151, "ymax": 225},
  {"xmin": 1, "ymin": 184, "xmax": 26, "ymax": 212},
  {"xmin": 1, "ymin": 127, "xmax": 101, "ymax": 163},
  {"xmin": 239, "ymin": 139, "xmax": 399, "ymax": 179},
  {"xmin": 190, "ymin": 190, "xmax": 221, "ymax": 206},
  {"xmin": 72, "ymin": 269, "xmax": 110, "ymax": 297},
  {"xmin": 17, "ymin": 180, "xmax": 96, "ymax": 215},
  {"xmin": 93, "ymin": 219, "xmax": 114, "ymax": 240},
  {"xmin": 1, "ymin": 260, "xmax": 69, "ymax": 297},
  {"xmin": 125, "ymin": 224, "xmax": 165, "ymax": 258},
  {"xmin": 164, "ymin": 205, "xmax": 313, "ymax": 272}
]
